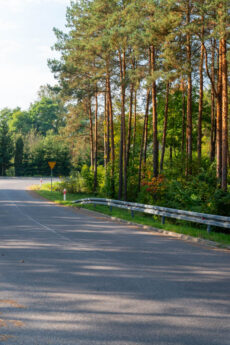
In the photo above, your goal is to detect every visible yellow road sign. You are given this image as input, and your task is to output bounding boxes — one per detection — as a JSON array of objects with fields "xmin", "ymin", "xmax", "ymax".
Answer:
[{"xmin": 48, "ymin": 161, "xmax": 56, "ymax": 170}]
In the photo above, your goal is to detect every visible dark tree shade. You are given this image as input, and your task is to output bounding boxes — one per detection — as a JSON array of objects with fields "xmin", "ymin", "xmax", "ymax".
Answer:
[{"xmin": 15, "ymin": 137, "xmax": 24, "ymax": 176}]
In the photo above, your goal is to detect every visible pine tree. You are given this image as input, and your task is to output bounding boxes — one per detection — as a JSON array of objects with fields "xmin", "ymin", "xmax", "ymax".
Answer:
[
  {"xmin": 15, "ymin": 137, "xmax": 24, "ymax": 176},
  {"xmin": 0, "ymin": 119, "xmax": 13, "ymax": 176},
  {"xmin": 49, "ymin": 0, "xmax": 229, "ymax": 197}
]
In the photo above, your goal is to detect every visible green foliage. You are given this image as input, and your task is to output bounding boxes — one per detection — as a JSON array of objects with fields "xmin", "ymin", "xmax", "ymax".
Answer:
[
  {"xmin": 0, "ymin": 88, "xmax": 70, "ymax": 177},
  {"xmin": 26, "ymin": 132, "xmax": 71, "ymax": 176},
  {"xmin": 15, "ymin": 137, "xmax": 24, "ymax": 176},
  {"xmin": 81, "ymin": 165, "xmax": 95, "ymax": 192},
  {"xmin": 47, "ymin": 165, "xmax": 106, "ymax": 195},
  {"xmin": 9, "ymin": 109, "xmax": 32, "ymax": 135},
  {"xmin": 29, "ymin": 97, "xmax": 62, "ymax": 135},
  {"xmin": 8, "ymin": 95, "xmax": 65, "ymax": 137},
  {"xmin": 0, "ymin": 108, "xmax": 13, "ymax": 122},
  {"xmin": 126, "ymin": 164, "xmax": 141, "ymax": 201},
  {"xmin": 0, "ymin": 118, "xmax": 14, "ymax": 176},
  {"xmin": 135, "ymin": 162, "xmax": 230, "ymax": 217},
  {"xmin": 81, "ymin": 164, "xmax": 105, "ymax": 194},
  {"xmin": 212, "ymin": 190, "xmax": 230, "ymax": 216},
  {"xmin": 138, "ymin": 173, "xmax": 167, "ymax": 205},
  {"xmin": 101, "ymin": 163, "xmax": 117, "ymax": 198},
  {"xmin": 13, "ymin": 131, "xmax": 71, "ymax": 177},
  {"xmin": 164, "ymin": 166, "xmax": 230, "ymax": 216},
  {"xmin": 48, "ymin": 172, "xmax": 85, "ymax": 194}
]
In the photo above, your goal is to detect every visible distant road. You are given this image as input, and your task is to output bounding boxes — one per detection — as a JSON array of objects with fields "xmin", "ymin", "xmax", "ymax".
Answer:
[{"xmin": 0, "ymin": 177, "xmax": 229, "ymax": 345}]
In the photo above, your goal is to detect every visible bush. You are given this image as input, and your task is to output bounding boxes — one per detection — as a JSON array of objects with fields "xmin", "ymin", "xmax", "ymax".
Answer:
[
  {"xmin": 136, "ymin": 164, "xmax": 230, "ymax": 217},
  {"xmin": 80, "ymin": 164, "xmax": 105, "ymax": 194},
  {"xmin": 164, "ymin": 166, "xmax": 230, "ymax": 216},
  {"xmin": 49, "ymin": 172, "xmax": 84, "ymax": 194},
  {"xmin": 211, "ymin": 189, "xmax": 230, "ymax": 216},
  {"xmin": 81, "ymin": 165, "xmax": 94, "ymax": 192},
  {"xmin": 138, "ymin": 172, "xmax": 167, "ymax": 205}
]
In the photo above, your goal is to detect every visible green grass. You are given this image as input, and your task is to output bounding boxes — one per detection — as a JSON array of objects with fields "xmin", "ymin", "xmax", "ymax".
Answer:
[
  {"xmin": 31, "ymin": 184, "xmax": 91, "ymax": 206},
  {"xmin": 31, "ymin": 184, "xmax": 230, "ymax": 247}
]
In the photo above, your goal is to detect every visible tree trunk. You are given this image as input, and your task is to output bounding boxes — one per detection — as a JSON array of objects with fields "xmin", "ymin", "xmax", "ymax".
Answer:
[
  {"xmin": 138, "ymin": 88, "xmax": 150, "ymax": 192},
  {"xmin": 221, "ymin": 38, "xmax": 228, "ymax": 191},
  {"xmin": 150, "ymin": 45, "xmax": 158, "ymax": 177},
  {"xmin": 210, "ymin": 39, "xmax": 216, "ymax": 162},
  {"xmin": 204, "ymin": 36, "xmax": 223, "ymax": 185},
  {"xmin": 197, "ymin": 19, "xmax": 204, "ymax": 164},
  {"xmin": 143, "ymin": 93, "xmax": 150, "ymax": 167},
  {"xmin": 181, "ymin": 79, "xmax": 186, "ymax": 161},
  {"xmin": 160, "ymin": 82, "xmax": 170, "ymax": 172},
  {"xmin": 216, "ymin": 40, "xmax": 222, "ymax": 182},
  {"xmin": 127, "ymin": 84, "xmax": 134, "ymax": 168},
  {"xmin": 93, "ymin": 91, "xmax": 98, "ymax": 193},
  {"xmin": 186, "ymin": 0, "xmax": 192, "ymax": 176},
  {"xmin": 107, "ymin": 70, "xmax": 115, "ymax": 197},
  {"xmin": 104, "ymin": 91, "xmax": 108, "ymax": 168},
  {"xmin": 118, "ymin": 49, "xmax": 127, "ymax": 200},
  {"xmin": 106, "ymin": 94, "xmax": 110, "ymax": 167},
  {"xmin": 88, "ymin": 99, "xmax": 94, "ymax": 169},
  {"xmin": 133, "ymin": 90, "xmax": 137, "ymax": 159}
]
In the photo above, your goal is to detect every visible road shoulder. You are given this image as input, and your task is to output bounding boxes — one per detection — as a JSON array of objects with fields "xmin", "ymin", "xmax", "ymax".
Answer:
[{"xmin": 27, "ymin": 188, "xmax": 230, "ymax": 253}]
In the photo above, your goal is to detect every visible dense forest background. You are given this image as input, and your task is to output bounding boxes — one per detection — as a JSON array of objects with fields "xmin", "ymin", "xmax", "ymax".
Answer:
[{"xmin": 0, "ymin": 0, "xmax": 229, "ymax": 215}]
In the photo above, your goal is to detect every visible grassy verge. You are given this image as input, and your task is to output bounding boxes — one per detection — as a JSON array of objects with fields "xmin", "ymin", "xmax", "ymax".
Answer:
[{"xmin": 31, "ymin": 184, "xmax": 230, "ymax": 247}]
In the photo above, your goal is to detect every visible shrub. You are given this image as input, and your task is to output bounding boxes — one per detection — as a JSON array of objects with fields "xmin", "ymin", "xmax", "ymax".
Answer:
[
  {"xmin": 80, "ymin": 164, "xmax": 105, "ymax": 194},
  {"xmin": 50, "ymin": 172, "xmax": 84, "ymax": 194},
  {"xmin": 211, "ymin": 189, "xmax": 230, "ymax": 216},
  {"xmin": 138, "ymin": 173, "xmax": 166, "ymax": 205},
  {"xmin": 81, "ymin": 165, "xmax": 94, "ymax": 192}
]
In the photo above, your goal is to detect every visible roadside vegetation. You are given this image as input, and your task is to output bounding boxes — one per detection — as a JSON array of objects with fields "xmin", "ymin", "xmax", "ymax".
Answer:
[{"xmin": 32, "ymin": 182, "xmax": 230, "ymax": 247}]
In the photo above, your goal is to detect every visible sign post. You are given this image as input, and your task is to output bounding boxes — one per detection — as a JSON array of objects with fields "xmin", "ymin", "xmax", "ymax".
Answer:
[{"xmin": 48, "ymin": 161, "xmax": 56, "ymax": 191}]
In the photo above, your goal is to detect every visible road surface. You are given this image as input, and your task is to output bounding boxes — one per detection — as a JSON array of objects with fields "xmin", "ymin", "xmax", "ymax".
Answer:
[{"xmin": 0, "ymin": 178, "xmax": 229, "ymax": 345}]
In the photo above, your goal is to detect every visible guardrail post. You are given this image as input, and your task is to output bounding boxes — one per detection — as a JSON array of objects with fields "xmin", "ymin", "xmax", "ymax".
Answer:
[
  {"xmin": 207, "ymin": 225, "xmax": 211, "ymax": 233},
  {"xmin": 161, "ymin": 216, "xmax": 165, "ymax": 225},
  {"xmin": 109, "ymin": 205, "xmax": 112, "ymax": 213},
  {"xmin": 131, "ymin": 210, "xmax": 134, "ymax": 218}
]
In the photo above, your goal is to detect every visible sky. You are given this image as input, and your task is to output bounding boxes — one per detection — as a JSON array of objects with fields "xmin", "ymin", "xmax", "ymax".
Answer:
[{"xmin": 0, "ymin": 0, "xmax": 70, "ymax": 110}]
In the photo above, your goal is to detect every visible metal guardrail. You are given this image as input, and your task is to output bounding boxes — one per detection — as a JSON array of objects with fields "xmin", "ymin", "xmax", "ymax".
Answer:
[{"xmin": 73, "ymin": 198, "xmax": 230, "ymax": 232}]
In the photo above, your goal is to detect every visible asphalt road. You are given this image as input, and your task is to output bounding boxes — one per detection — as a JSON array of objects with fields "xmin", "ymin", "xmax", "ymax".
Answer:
[{"xmin": 0, "ymin": 177, "xmax": 229, "ymax": 345}]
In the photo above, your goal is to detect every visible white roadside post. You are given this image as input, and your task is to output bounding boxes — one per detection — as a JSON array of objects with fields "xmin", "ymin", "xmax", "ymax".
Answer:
[{"xmin": 63, "ymin": 189, "xmax": 67, "ymax": 201}]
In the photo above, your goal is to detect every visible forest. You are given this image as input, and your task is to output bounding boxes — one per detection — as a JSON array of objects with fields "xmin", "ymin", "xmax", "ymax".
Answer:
[
  {"xmin": 0, "ymin": 87, "xmax": 71, "ymax": 177},
  {"xmin": 0, "ymin": 0, "xmax": 229, "ymax": 216}
]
